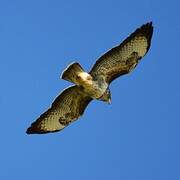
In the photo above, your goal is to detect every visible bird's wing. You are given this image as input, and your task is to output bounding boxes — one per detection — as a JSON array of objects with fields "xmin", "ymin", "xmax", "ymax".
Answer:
[
  {"xmin": 90, "ymin": 22, "xmax": 153, "ymax": 84},
  {"xmin": 26, "ymin": 86, "xmax": 92, "ymax": 134}
]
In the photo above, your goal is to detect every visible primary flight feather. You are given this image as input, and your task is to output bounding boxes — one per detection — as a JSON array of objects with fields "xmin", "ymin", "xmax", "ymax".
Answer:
[{"xmin": 26, "ymin": 22, "xmax": 153, "ymax": 134}]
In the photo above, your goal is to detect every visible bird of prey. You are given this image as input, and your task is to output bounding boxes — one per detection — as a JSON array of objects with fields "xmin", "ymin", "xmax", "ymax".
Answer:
[{"xmin": 26, "ymin": 22, "xmax": 153, "ymax": 134}]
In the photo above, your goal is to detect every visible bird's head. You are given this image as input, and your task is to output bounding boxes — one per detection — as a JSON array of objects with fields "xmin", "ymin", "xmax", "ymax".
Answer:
[{"xmin": 98, "ymin": 88, "xmax": 111, "ymax": 104}]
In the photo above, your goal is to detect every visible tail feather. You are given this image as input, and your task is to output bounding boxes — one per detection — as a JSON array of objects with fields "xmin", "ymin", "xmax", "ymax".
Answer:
[{"xmin": 61, "ymin": 62, "xmax": 85, "ymax": 84}]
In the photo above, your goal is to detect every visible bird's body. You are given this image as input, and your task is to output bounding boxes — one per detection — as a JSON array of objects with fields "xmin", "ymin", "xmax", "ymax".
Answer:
[
  {"xmin": 82, "ymin": 77, "xmax": 108, "ymax": 100},
  {"xmin": 26, "ymin": 22, "xmax": 153, "ymax": 134},
  {"xmin": 61, "ymin": 62, "xmax": 109, "ymax": 100}
]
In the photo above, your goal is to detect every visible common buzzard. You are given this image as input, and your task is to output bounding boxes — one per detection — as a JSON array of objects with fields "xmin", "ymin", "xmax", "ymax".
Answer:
[{"xmin": 26, "ymin": 22, "xmax": 153, "ymax": 134}]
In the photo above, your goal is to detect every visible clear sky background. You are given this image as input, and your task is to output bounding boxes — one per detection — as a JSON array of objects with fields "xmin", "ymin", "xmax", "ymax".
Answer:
[{"xmin": 0, "ymin": 0, "xmax": 179, "ymax": 179}]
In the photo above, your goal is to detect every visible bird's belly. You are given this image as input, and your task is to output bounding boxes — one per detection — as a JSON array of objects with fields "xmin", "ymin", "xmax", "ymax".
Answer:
[{"xmin": 82, "ymin": 81, "xmax": 107, "ymax": 99}]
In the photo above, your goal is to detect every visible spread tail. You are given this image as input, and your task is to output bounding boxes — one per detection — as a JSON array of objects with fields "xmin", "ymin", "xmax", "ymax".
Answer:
[{"xmin": 61, "ymin": 62, "xmax": 85, "ymax": 84}]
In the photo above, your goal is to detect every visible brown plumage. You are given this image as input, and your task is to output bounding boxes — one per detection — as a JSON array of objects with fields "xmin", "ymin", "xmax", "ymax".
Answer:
[
  {"xmin": 90, "ymin": 22, "xmax": 153, "ymax": 83},
  {"xmin": 26, "ymin": 22, "xmax": 153, "ymax": 134}
]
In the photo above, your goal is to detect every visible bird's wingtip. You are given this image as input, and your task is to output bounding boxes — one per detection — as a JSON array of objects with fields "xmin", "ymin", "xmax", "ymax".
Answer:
[{"xmin": 26, "ymin": 127, "xmax": 35, "ymax": 135}]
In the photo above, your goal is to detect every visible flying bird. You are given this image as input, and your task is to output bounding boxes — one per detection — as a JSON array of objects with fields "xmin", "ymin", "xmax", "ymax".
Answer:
[{"xmin": 26, "ymin": 22, "xmax": 153, "ymax": 134}]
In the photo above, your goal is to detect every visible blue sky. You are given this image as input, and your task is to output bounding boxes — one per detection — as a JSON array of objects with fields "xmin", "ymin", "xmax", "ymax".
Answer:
[{"xmin": 0, "ymin": 0, "xmax": 179, "ymax": 179}]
